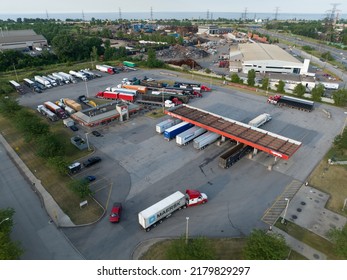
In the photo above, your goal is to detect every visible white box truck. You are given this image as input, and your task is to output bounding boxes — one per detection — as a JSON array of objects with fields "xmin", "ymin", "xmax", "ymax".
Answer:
[{"xmin": 248, "ymin": 113, "xmax": 271, "ymax": 128}]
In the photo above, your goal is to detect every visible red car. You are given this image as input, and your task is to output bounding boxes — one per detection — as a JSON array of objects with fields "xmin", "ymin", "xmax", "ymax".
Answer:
[{"xmin": 109, "ymin": 203, "xmax": 122, "ymax": 223}]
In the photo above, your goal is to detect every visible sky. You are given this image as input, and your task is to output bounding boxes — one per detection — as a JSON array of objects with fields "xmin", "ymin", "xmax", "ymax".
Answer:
[{"xmin": 1, "ymin": 0, "xmax": 344, "ymax": 14}]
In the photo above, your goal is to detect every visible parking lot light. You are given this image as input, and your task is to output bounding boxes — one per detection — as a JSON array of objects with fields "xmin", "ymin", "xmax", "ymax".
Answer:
[
  {"xmin": 281, "ymin": 198, "xmax": 290, "ymax": 224},
  {"xmin": 85, "ymin": 132, "xmax": 91, "ymax": 151},
  {"xmin": 0, "ymin": 217, "xmax": 10, "ymax": 225}
]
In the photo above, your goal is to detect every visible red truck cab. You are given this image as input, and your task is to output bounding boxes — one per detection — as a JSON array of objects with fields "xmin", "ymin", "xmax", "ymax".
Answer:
[{"xmin": 185, "ymin": 189, "xmax": 208, "ymax": 207}]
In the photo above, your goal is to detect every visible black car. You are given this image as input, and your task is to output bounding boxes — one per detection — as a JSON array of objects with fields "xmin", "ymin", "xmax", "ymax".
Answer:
[
  {"xmin": 83, "ymin": 156, "xmax": 101, "ymax": 167},
  {"xmin": 70, "ymin": 125, "xmax": 79, "ymax": 131},
  {"xmin": 92, "ymin": 130, "xmax": 102, "ymax": 137}
]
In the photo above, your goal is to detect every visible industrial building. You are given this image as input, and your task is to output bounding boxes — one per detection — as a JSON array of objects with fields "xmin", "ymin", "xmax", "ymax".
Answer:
[
  {"xmin": 0, "ymin": 29, "xmax": 47, "ymax": 50},
  {"xmin": 71, "ymin": 101, "xmax": 140, "ymax": 127},
  {"xmin": 198, "ymin": 25, "xmax": 232, "ymax": 35},
  {"xmin": 229, "ymin": 43, "xmax": 310, "ymax": 75}
]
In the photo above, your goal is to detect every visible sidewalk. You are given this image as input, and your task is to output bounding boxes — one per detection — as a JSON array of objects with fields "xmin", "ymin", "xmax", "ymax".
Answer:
[
  {"xmin": 0, "ymin": 133, "xmax": 74, "ymax": 227},
  {"xmin": 272, "ymin": 227, "xmax": 327, "ymax": 260}
]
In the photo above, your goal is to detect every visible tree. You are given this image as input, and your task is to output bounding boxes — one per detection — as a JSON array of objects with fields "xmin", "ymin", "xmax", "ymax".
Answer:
[
  {"xmin": 68, "ymin": 179, "xmax": 93, "ymax": 199},
  {"xmin": 36, "ymin": 133, "xmax": 65, "ymax": 158},
  {"xmin": 261, "ymin": 77, "xmax": 269, "ymax": 90},
  {"xmin": 332, "ymin": 89, "xmax": 347, "ymax": 106},
  {"xmin": 276, "ymin": 80, "xmax": 285, "ymax": 93},
  {"xmin": 247, "ymin": 69, "xmax": 256, "ymax": 86},
  {"xmin": 0, "ymin": 208, "xmax": 24, "ymax": 260},
  {"xmin": 166, "ymin": 236, "xmax": 215, "ymax": 260},
  {"xmin": 328, "ymin": 224, "xmax": 347, "ymax": 258},
  {"xmin": 90, "ymin": 46, "xmax": 99, "ymax": 63},
  {"xmin": 311, "ymin": 84, "xmax": 324, "ymax": 102},
  {"xmin": 0, "ymin": 96, "xmax": 21, "ymax": 116},
  {"xmin": 293, "ymin": 83, "xmax": 306, "ymax": 98},
  {"xmin": 231, "ymin": 73, "xmax": 240, "ymax": 83},
  {"xmin": 243, "ymin": 229, "xmax": 289, "ymax": 260}
]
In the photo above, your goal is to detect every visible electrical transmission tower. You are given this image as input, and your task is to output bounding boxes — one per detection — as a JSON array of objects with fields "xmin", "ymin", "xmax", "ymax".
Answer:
[
  {"xmin": 274, "ymin": 7, "xmax": 279, "ymax": 20},
  {"xmin": 150, "ymin": 7, "xmax": 153, "ymax": 21}
]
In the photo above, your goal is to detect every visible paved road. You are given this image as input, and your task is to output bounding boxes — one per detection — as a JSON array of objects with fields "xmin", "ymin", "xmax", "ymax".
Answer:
[{"xmin": 0, "ymin": 142, "xmax": 82, "ymax": 260}]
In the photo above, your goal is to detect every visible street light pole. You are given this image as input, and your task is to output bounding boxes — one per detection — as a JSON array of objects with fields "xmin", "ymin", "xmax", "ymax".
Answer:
[
  {"xmin": 85, "ymin": 132, "xmax": 91, "ymax": 151},
  {"xmin": 185, "ymin": 217, "xmax": 189, "ymax": 245},
  {"xmin": 85, "ymin": 80, "xmax": 89, "ymax": 98},
  {"xmin": 281, "ymin": 198, "xmax": 290, "ymax": 224}
]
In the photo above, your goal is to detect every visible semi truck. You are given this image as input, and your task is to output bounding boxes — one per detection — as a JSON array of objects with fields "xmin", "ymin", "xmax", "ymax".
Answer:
[
  {"xmin": 176, "ymin": 126, "xmax": 206, "ymax": 146},
  {"xmin": 267, "ymin": 95, "xmax": 314, "ymax": 112},
  {"xmin": 193, "ymin": 131, "xmax": 220, "ymax": 150},
  {"xmin": 69, "ymin": 70, "xmax": 88, "ymax": 81},
  {"xmin": 321, "ymin": 82, "xmax": 339, "ymax": 90},
  {"xmin": 34, "ymin": 76, "xmax": 52, "ymax": 88},
  {"xmin": 23, "ymin": 78, "xmax": 41, "ymax": 93},
  {"xmin": 141, "ymin": 93, "xmax": 190, "ymax": 104},
  {"xmin": 163, "ymin": 122, "xmax": 193, "ymax": 141},
  {"xmin": 138, "ymin": 189, "xmax": 208, "ymax": 231},
  {"xmin": 96, "ymin": 64, "xmax": 114, "ymax": 74},
  {"xmin": 248, "ymin": 113, "xmax": 272, "ymax": 128},
  {"xmin": 60, "ymin": 98, "xmax": 82, "ymax": 112},
  {"xmin": 218, "ymin": 143, "xmax": 253, "ymax": 169},
  {"xmin": 52, "ymin": 73, "xmax": 70, "ymax": 84},
  {"xmin": 9, "ymin": 80, "xmax": 24, "ymax": 94},
  {"xmin": 164, "ymin": 99, "xmax": 183, "ymax": 107},
  {"xmin": 122, "ymin": 84, "xmax": 148, "ymax": 94},
  {"xmin": 44, "ymin": 101, "xmax": 68, "ymax": 119},
  {"xmin": 58, "ymin": 72, "xmax": 77, "ymax": 83},
  {"xmin": 156, "ymin": 119, "xmax": 182, "ymax": 134},
  {"xmin": 37, "ymin": 105, "xmax": 59, "ymax": 122},
  {"xmin": 96, "ymin": 91, "xmax": 136, "ymax": 102},
  {"xmin": 42, "ymin": 75, "xmax": 57, "ymax": 87},
  {"xmin": 105, "ymin": 87, "xmax": 138, "ymax": 95}
]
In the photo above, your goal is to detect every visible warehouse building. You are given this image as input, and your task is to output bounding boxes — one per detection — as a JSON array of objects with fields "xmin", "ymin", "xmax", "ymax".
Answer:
[
  {"xmin": 229, "ymin": 43, "xmax": 310, "ymax": 75},
  {"xmin": 198, "ymin": 25, "xmax": 232, "ymax": 35},
  {"xmin": 0, "ymin": 29, "xmax": 47, "ymax": 50}
]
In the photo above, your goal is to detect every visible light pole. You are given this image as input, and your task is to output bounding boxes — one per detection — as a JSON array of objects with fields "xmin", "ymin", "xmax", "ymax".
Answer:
[
  {"xmin": 281, "ymin": 198, "xmax": 290, "ymax": 224},
  {"xmin": 85, "ymin": 132, "xmax": 91, "ymax": 151},
  {"xmin": 85, "ymin": 79, "xmax": 89, "ymax": 98},
  {"xmin": 0, "ymin": 217, "xmax": 10, "ymax": 225},
  {"xmin": 185, "ymin": 217, "xmax": 189, "ymax": 245}
]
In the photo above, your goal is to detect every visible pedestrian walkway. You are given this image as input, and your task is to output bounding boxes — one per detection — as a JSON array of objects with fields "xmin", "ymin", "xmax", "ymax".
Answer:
[
  {"xmin": 0, "ymin": 133, "xmax": 74, "ymax": 227},
  {"xmin": 272, "ymin": 227, "xmax": 327, "ymax": 260}
]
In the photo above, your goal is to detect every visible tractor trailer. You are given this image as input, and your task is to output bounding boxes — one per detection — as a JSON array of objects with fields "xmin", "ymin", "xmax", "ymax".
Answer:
[
  {"xmin": 138, "ymin": 189, "xmax": 208, "ymax": 231},
  {"xmin": 218, "ymin": 143, "xmax": 253, "ymax": 169},
  {"xmin": 176, "ymin": 126, "xmax": 206, "ymax": 146},
  {"xmin": 60, "ymin": 98, "xmax": 82, "ymax": 112},
  {"xmin": 193, "ymin": 131, "xmax": 220, "ymax": 150},
  {"xmin": 155, "ymin": 119, "xmax": 182, "ymax": 134},
  {"xmin": 163, "ymin": 122, "xmax": 193, "ymax": 141},
  {"xmin": 44, "ymin": 101, "xmax": 67, "ymax": 119},
  {"xmin": 37, "ymin": 105, "xmax": 58, "ymax": 122},
  {"xmin": 248, "ymin": 113, "xmax": 272, "ymax": 128},
  {"xmin": 268, "ymin": 95, "xmax": 314, "ymax": 112}
]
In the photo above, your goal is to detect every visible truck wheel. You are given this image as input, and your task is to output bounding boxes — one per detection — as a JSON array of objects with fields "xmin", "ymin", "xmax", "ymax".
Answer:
[
  {"xmin": 159, "ymin": 220, "xmax": 163, "ymax": 224},
  {"xmin": 146, "ymin": 228, "xmax": 151, "ymax": 232}
]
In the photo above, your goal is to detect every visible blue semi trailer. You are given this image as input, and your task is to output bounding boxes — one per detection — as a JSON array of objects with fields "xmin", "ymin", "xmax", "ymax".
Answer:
[{"xmin": 163, "ymin": 121, "xmax": 193, "ymax": 141}]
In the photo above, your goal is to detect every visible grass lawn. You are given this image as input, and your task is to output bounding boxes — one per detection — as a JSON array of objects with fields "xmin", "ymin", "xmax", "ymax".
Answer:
[{"xmin": 0, "ymin": 115, "xmax": 103, "ymax": 225}]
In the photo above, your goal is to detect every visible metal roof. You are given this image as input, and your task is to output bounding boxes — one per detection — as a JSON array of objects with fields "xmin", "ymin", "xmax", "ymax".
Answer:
[
  {"xmin": 165, "ymin": 104, "xmax": 302, "ymax": 160},
  {"xmin": 239, "ymin": 43, "xmax": 301, "ymax": 64}
]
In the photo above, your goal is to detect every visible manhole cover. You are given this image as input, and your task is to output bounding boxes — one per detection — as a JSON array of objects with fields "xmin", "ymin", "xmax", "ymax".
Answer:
[
  {"xmin": 292, "ymin": 215, "xmax": 298, "ymax": 219},
  {"xmin": 314, "ymin": 199, "xmax": 320, "ymax": 203},
  {"xmin": 301, "ymin": 201, "xmax": 306, "ymax": 205},
  {"xmin": 297, "ymin": 208, "xmax": 302, "ymax": 212}
]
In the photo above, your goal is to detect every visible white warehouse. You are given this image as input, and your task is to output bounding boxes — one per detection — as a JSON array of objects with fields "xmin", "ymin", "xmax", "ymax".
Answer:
[{"xmin": 229, "ymin": 43, "xmax": 309, "ymax": 75}]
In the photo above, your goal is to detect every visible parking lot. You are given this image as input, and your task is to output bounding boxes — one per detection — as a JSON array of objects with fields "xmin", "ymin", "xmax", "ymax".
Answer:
[{"xmin": 18, "ymin": 68, "xmax": 347, "ymax": 259}]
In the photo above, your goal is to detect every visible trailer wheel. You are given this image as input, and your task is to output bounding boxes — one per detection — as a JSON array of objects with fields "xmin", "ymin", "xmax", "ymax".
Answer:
[
  {"xmin": 159, "ymin": 220, "xmax": 163, "ymax": 224},
  {"xmin": 146, "ymin": 228, "xmax": 151, "ymax": 232}
]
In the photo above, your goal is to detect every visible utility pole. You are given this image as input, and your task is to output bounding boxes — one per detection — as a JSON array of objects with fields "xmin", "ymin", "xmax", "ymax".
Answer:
[
  {"xmin": 274, "ymin": 7, "xmax": 279, "ymax": 21},
  {"xmin": 150, "ymin": 7, "xmax": 153, "ymax": 21},
  {"xmin": 118, "ymin": 7, "xmax": 122, "ymax": 21},
  {"xmin": 206, "ymin": 9, "xmax": 210, "ymax": 20}
]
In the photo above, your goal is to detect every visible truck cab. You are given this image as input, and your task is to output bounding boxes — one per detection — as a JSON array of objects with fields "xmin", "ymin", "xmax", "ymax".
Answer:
[{"xmin": 185, "ymin": 189, "xmax": 208, "ymax": 207}]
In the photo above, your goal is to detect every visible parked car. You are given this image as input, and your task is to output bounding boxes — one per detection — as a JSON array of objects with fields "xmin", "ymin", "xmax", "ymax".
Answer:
[
  {"xmin": 70, "ymin": 125, "xmax": 79, "ymax": 131},
  {"xmin": 109, "ymin": 202, "xmax": 122, "ymax": 223},
  {"xmin": 83, "ymin": 156, "xmax": 101, "ymax": 167},
  {"xmin": 85, "ymin": 175, "xmax": 96, "ymax": 182},
  {"xmin": 92, "ymin": 130, "xmax": 102, "ymax": 137}
]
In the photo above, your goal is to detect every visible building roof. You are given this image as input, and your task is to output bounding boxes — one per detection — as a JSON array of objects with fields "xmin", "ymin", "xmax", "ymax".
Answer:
[
  {"xmin": 165, "ymin": 104, "xmax": 302, "ymax": 160},
  {"xmin": 0, "ymin": 29, "xmax": 47, "ymax": 45},
  {"xmin": 239, "ymin": 43, "xmax": 301, "ymax": 63}
]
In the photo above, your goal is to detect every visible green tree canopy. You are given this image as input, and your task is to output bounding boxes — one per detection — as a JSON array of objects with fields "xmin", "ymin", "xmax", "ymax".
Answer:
[
  {"xmin": 247, "ymin": 69, "xmax": 256, "ymax": 86},
  {"xmin": 0, "ymin": 208, "xmax": 24, "ymax": 260},
  {"xmin": 293, "ymin": 83, "xmax": 306, "ymax": 98},
  {"xmin": 231, "ymin": 73, "xmax": 240, "ymax": 83},
  {"xmin": 243, "ymin": 229, "xmax": 290, "ymax": 260},
  {"xmin": 332, "ymin": 89, "xmax": 347, "ymax": 106},
  {"xmin": 311, "ymin": 84, "xmax": 324, "ymax": 102},
  {"xmin": 328, "ymin": 224, "xmax": 347, "ymax": 258},
  {"xmin": 68, "ymin": 179, "xmax": 93, "ymax": 199},
  {"xmin": 276, "ymin": 80, "xmax": 286, "ymax": 93},
  {"xmin": 261, "ymin": 77, "xmax": 269, "ymax": 90}
]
